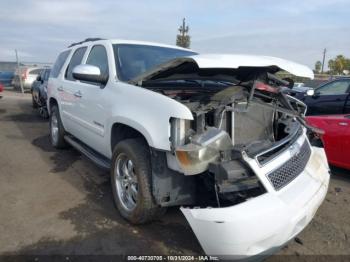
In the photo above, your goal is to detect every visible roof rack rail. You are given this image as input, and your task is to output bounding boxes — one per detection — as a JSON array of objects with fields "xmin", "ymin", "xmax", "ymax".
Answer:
[{"xmin": 68, "ymin": 38, "xmax": 105, "ymax": 48}]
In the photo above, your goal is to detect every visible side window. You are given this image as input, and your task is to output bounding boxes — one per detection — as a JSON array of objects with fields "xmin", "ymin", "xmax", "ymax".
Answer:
[
  {"xmin": 317, "ymin": 80, "xmax": 350, "ymax": 95},
  {"xmin": 86, "ymin": 45, "xmax": 109, "ymax": 77},
  {"xmin": 50, "ymin": 50, "xmax": 71, "ymax": 78},
  {"xmin": 65, "ymin": 47, "xmax": 87, "ymax": 81}
]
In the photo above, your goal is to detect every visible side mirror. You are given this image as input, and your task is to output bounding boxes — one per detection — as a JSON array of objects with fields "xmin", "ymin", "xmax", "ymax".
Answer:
[
  {"xmin": 306, "ymin": 89, "xmax": 315, "ymax": 96},
  {"xmin": 36, "ymin": 75, "xmax": 42, "ymax": 82},
  {"xmin": 72, "ymin": 64, "xmax": 108, "ymax": 85}
]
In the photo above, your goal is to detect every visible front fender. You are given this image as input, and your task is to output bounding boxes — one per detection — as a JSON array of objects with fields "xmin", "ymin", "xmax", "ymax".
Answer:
[
  {"xmin": 107, "ymin": 116, "xmax": 155, "ymax": 149},
  {"xmin": 106, "ymin": 82, "xmax": 193, "ymax": 152}
]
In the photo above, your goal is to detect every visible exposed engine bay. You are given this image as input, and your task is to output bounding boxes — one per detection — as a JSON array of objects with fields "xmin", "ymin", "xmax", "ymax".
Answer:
[
  {"xmin": 139, "ymin": 66, "xmax": 315, "ymax": 208},
  {"xmin": 125, "ymin": 55, "xmax": 329, "ymax": 257}
]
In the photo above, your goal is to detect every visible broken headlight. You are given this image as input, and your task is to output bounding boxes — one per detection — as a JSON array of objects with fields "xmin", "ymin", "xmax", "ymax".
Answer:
[{"xmin": 175, "ymin": 127, "xmax": 233, "ymax": 175}]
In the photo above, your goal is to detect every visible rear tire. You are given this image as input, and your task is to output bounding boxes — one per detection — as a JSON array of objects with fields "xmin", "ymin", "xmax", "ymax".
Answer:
[
  {"xmin": 111, "ymin": 138, "xmax": 166, "ymax": 224},
  {"xmin": 50, "ymin": 105, "xmax": 67, "ymax": 148}
]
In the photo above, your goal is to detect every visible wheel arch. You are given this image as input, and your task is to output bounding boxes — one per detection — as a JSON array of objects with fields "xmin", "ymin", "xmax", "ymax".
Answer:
[
  {"xmin": 48, "ymin": 97, "xmax": 58, "ymax": 115},
  {"xmin": 110, "ymin": 122, "xmax": 153, "ymax": 153}
]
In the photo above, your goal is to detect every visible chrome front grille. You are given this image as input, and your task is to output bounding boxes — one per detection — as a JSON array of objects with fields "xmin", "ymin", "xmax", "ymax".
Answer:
[{"xmin": 267, "ymin": 140, "xmax": 311, "ymax": 190}]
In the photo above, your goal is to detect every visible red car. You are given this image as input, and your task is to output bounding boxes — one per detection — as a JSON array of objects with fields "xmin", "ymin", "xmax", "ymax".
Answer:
[
  {"xmin": 0, "ymin": 83, "xmax": 3, "ymax": 98},
  {"xmin": 307, "ymin": 114, "xmax": 350, "ymax": 170}
]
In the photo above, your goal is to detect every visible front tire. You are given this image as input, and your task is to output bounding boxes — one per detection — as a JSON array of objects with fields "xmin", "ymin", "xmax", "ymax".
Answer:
[
  {"xmin": 32, "ymin": 93, "xmax": 38, "ymax": 108},
  {"xmin": 111, "ymin": 138, "xmax": 165, "ymax": 224},
  {"xmin": 39, "ymin": 106, "xmax": 49, "ymax": 119},
  {"xmin": 50, "ymin": 105, "xmax": 67, "ymax": 148}
]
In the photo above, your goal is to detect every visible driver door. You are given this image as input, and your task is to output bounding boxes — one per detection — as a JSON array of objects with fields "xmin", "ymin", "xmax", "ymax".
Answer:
[{"xmin": 70, "ymin": 44, "xmax": 110, "ymax": 155}]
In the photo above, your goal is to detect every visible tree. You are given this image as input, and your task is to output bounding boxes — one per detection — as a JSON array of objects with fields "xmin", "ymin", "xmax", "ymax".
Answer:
[
  {"xmin": 335, "ymin": 55, "xmax": 346, "ymax": 74},
  {"xmin": 314, "ymin": 61, "xmax": 322, "ymax": 73},
  {"xmin": 176, "ymin": 18, "xmax": 191, "ymax": 48},
  {"xmin": 328, "ymin": 59, "xmax": 335, "ymax": 74},
  {"xmin": 328, "ymin": 55, "xmax": 350, "ymax": 74}
]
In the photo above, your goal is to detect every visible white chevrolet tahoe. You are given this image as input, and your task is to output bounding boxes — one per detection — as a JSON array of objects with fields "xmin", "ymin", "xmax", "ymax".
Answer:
[{"xmin": 47, "ymin": 38, "xmax": 330, "ymax": 259}]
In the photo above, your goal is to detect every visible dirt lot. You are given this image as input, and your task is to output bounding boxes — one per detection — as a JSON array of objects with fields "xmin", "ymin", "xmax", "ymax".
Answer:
[{"xmin": 0, "ymin": 90, "xmax": 350, "ymax": 260}]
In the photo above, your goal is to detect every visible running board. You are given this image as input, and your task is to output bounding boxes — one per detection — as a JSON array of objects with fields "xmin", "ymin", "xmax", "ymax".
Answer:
[{"xmin": 64, "ymin": 135, "xmax": 111, "ymax": 170}]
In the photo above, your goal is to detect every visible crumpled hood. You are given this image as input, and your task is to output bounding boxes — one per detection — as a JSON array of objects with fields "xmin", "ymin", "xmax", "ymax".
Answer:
[{"xmin": 130, "ymin": 54, "xmax": 314, "ymax": 84}]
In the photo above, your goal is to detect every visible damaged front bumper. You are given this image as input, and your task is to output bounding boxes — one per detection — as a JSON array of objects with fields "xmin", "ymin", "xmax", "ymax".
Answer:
[{"xmin": 181, "ymin": 144, "xmax": 329, "ymax": 259}]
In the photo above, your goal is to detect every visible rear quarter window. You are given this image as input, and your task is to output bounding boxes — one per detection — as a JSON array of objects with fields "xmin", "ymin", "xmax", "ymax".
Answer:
[{"xmin": 50, "ymin": 50, "xmax": 71, "ymax": 78}]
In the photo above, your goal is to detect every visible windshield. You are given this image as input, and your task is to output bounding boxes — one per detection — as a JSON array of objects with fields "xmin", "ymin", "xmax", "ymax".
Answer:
[{"xmin": 113, "ymin": 44, "xmax": 197, "ymax": 81}]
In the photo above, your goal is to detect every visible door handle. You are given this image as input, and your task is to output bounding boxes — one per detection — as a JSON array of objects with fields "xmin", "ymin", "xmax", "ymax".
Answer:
[
  {"xmin": 74, "ymin": 90, "xmax": 83, "ymax": 98},
  {"xmin": 339, "ymin": 122, "xmax": 348, "ymax": 126},
  {"xmin": 57, "ymin": 86, "xmax": 64, "ymax": 91}
]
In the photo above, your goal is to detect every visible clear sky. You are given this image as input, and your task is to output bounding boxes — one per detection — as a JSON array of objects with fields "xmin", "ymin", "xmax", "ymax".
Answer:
[{"xmin": 0, "ymin": 0, "xmax": 349, "ymax": 68}]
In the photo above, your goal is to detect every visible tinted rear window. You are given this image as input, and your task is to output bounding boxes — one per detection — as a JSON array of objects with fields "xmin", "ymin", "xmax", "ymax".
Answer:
[{"xmin": 50, "ymin": 50, "xmax": 71, "ymax": 78}]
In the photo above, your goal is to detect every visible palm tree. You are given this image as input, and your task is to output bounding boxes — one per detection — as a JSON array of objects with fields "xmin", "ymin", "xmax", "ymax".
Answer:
[
  {"xmin": 328, "ymin": 59, "xmax": 335, "ymax": 74},
  {"xmin": 335, "ymin": 55, "xmax": 346, "ymax": 74}
]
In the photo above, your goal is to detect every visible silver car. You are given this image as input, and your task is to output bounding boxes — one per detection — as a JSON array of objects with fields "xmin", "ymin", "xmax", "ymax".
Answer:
[{"xmin": 12, "ymin": 67, "xmax": 44, "ymax": 90}]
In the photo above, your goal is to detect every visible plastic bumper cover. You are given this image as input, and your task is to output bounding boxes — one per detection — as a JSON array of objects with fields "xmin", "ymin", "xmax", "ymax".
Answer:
[{"xmin": 181, "ymin": 146, "xmax": 329, "ymax": 259}]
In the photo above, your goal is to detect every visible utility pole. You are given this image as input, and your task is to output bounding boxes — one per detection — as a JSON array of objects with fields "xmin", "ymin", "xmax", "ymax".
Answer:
[
  {"xmin": 180, "ymin": 18, "xmax": 187, "ymax": 46},
  {"xmin": 321, "ymin": 48, "xmax": 326, "ymax": 74},
  {"xmin": 176, "ymin": 18, "xmax": 190, "ymax": 48},
  {"xmin": 15, "ymin": 49, "xmax": 24, "ymax": 93}
]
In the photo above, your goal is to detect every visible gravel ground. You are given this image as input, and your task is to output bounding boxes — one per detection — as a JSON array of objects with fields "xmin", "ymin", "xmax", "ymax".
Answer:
[{"xmin": 0, "ymin": 90, "xmax": 349, "ymax": 261}]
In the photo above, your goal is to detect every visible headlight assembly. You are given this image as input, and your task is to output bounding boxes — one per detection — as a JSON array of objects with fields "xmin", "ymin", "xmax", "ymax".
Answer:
[{"xmin": 175, "ymin": 127, "xmax": 233, "ymax": 175}]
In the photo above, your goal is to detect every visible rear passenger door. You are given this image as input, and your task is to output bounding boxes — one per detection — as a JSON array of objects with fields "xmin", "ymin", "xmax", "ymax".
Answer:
[
  {"xmin": 60, "ymin": 46, "xmax": 88, "ymax": 136},
  {"xmin": 48, "ymin": 49, "xmax": 71, "ymax": 120}
]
